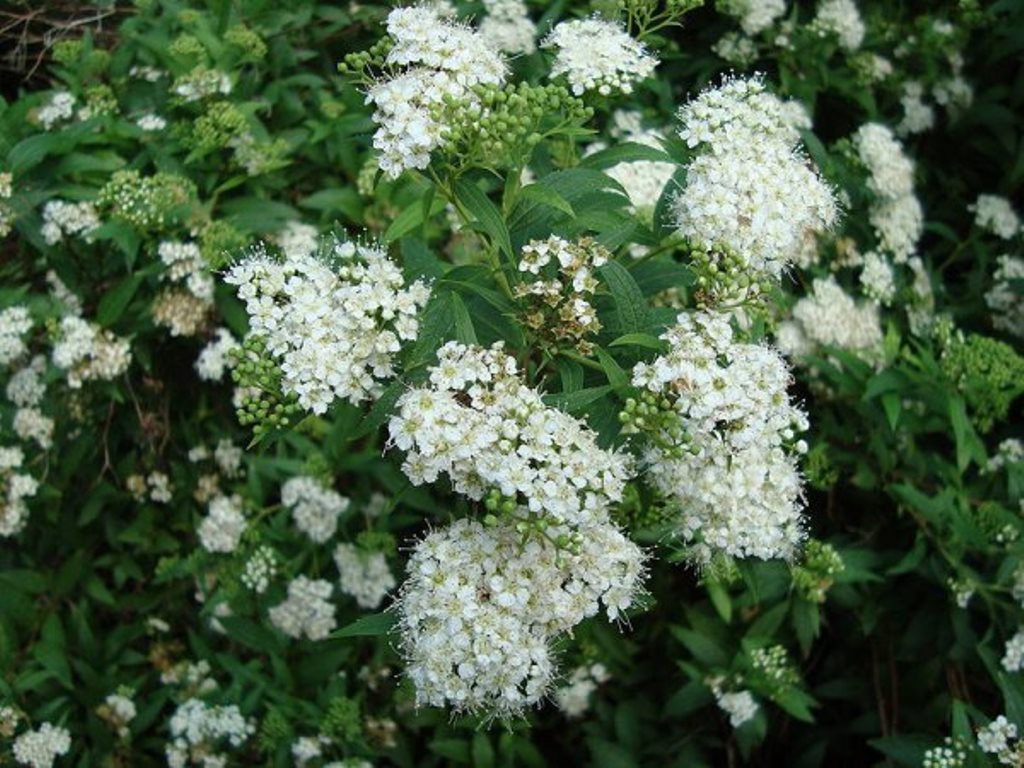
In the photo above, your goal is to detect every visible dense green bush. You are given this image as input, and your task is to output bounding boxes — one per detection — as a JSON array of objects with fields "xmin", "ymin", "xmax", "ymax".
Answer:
[{"xmin": 0, "ymin": 1, "xmax": 1022, "ymax": 766}]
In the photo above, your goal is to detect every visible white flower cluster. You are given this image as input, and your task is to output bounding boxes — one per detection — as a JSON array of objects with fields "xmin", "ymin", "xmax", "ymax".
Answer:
[
  {"xmin": 777, "ymin": 275, "xmax": 884, "ymax": 363},
  {"xmin": 813, "ymin": 0, "xmax": 866, "ymax": 51},
  {"xmin": 5, "ymin": 354, "xmax": 52, "ymax": 451},
  {"xmin": 225, "ymin": 237, "xmax": 431, "ymax": 414},
  {"xmin": 986, "ymin": 255, "xmax": 1024, "ymax": 338},
  {"xmin": 597, "ymin": 111, "xmax": 676, "ymax": 222},
  {"xmin": 282, "ymin": 476, "xmax": 350, "ymax": 544},
  {"xmin": 1, "ymin": 446, "xmax": 39, "ymax": 537},
  {"xmin": 269, "ymin": 576, "xmax": 337, "ymax": 641},
  {"xmin": 543, "ymin": 17, "xmax": 657, "ymax": 97},
  {"xmin": 0, "ymin": 307, "xmax": 32, "ymax": 366},
  {"xmin": 334, "ymin": 543, "xmax": 396, "ymax": 609},
  {"xmin": 153, "ymin": 239, "xmax": 214, "ymax": 338},
  {"xmin": 136, "ymin": 113, "xmax": 166, "ymax": 131},
  {"xmin": 479, "ymin": 0, "xmax": 537, "ymax": 55},
  {"xmin": 276, "ymin": 220, "xmax": 319, "ymax": 259},
  {"xmin": 633, "ymin": 311, "xmax": 808, "ymax": 562},
  {"xmin": 99, "ymin": 692, "xmax": 137, "ymax": 739},
  {"xmin": 195, "ymin": 328, "xmax": 239, "ymax": 382},
  {"xmin": 971, "ymin": 195, "xmax": 1021, "ymax": 240},
  {"xmin": 674, "ymin": 76, "xmax": 837, "ymax": 279},
  {"xmin": 554, "ymin": 662, "xmax": 610, "ymax": 718},
  {"xmin": 292, "ymin": 735, "xmax": 331, "ymax": 766},
  {"xmin": 36, "ymin": 91, "xmax": 76, "ymax": 130},
  {"xmin": 388, "ymin": 341, "xmax": 633, "ymax": 530},
  {"xmin": 397, "ymin": 517, "xmax": 644, "ymax": 716},
  {"xmin": 171, "ymin": 68, "xmax": 232, "ymax": 103},
  {"xmin": 853, "ymin": 123, "xmax": 922, "ymax": 262},
  {"xmin": 1003, "ymin": 629, "xmax": 1024, "ymax": 672},
  {"xmin": 367, "ymin": 5, "xmax": 506, "ymax": 177},
  {"xmin": 858, "ymin": 250, "xmax": 896, "ymax": 304},
  {"xmin": 197, "ymin": 494, "xmax": 246, "ymax": 554},
  {"xmin": 40, "ymin": 200, "xmax": 100, "ymax": 245},
  {"xmin": 710, "ymin": 680, "xmax": 759, "ymax": 728},
  {"xmin": 896, "ymin": 81, "xmax": 935, "ymax": 137},
  {"xmin": 166, "ymin": 699, "xmax": 254, "ymax": 768},
  {"xmin": 987, "ymin": 438, "xmax": 1024, "ymax": 474},
  {"xmin": 51, "ymin": 316, "xmax": 131, "ymax": 389},
  {"xmin": 978, "ymin": 715, "xmax": 1024, "ymax": 767},
  {"xmin": 11, "ymin": 722, "xmax": 71, "ymax": 768},
  {"xmin": 719, "ymin": 0, "xmax": 787, "ymax": 36},
  {"xmin": 713, "ymin": 32, "xmax": 758, "ymax": 67},
  {"xmin": 922, "ymin": 738, "xmax": 968, "ymax": 768}
]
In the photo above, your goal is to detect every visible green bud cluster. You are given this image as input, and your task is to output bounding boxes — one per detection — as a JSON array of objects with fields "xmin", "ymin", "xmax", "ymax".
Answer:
[
  {"xmin": 98, "ymin": 170, "xmax": 197, "ymax": 233},
  {"xmin": 483, "ymin": 489, "xmax": 583, "ymax": 554},
  {"xmin": 189, "ymin": 101, "xmax": 248, "ymax": 154},
  {"xmin": 441, "ymin": 82, "xmax": 592, "ymax": 171},
  {"xmin": 337, "ymin": 37, "xmax": 394, "ymax": 78},
  {"xmin": 750, "ymin": 644, "xmax": 800, "ymax": 689},
  {"xmin": 939, "ymin": 331, "xmax": 1024, "ymax": 433},
  {"xmin": 357, "ymin": 155, "xmax": 381, "ymax": 198},
  {"xmin": 83, "ymin": 84, "xmax": 118, "ymax": 118},
  {"xmin": 791, "ymin": 539, "xmax": 844, "ymax": 603},
  {"xmin": 225, "ymin": 25, "xmax": 268, "ymax": 61},
  {"xmin": 320, "ymin": 696, "xmax": 362, "ymax": 744},
  {"xmin": 689, "ymin": 242, "xmax": 764, "ymax": 309},
  {"xmin": 176, "ymin": 9, "xmax": 202, "ymax": 26},
  {"xmin": 619, "ymin": 391, "xmax": 693, "ymax": 458},
  {"xmin": 51, "ymin": 40, "xmax": 84, "ymax": 66},
  {"xmin": 232, "ymin": 134, "xmax": 291, "ymax": 177},
  {"xmin": 168, "ymin": 34, "xmax": 206, "ymax": 62},
  {"xmin": 256, "ymin": 708, "xmax": 291, "ymax": 751},
  {"xmin": 613, "ymin": 483, "xmax": 674, "ymax": 531},
  {"xmin": 230, "ymin": 336, "xmax": 302, "ymax": 439},
  {"xmin": 199, "ymin": 219, "xmax": 248, "ymax": 269}
]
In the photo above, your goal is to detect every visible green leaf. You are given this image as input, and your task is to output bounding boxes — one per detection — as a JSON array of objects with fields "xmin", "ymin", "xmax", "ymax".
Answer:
[
  {"xmin": 579, "ymin": 141, "xmax": 673, "ymax": 169},
  {"xmin": 542, "ymin": 385, "xmax": 613, "ymax": 412},
  {"xmin": 219, "ymin": 616, "xmax": 282, "ymax": 655},
  {"xmin": 519, "ymin": 183, "xmax": 575, "ymax": 217},
  {"xmin": 330, "ymin": 611, "xmax": 395, "ymax": 639},
  {"xmin": 595, "ymin": 346, "xmax": 628, "ymax": 389},
  {"xmin": 599, "ymin": 262, "xmax": 650, "ymax": 336},
  {"xmin": 454, "ymin": 177, "xmax": 513, "ymax": 258},
  {"xmin": 670, "ymin": 626, "xmax": 729, "ymax": 667},
  {"xmin": 609, "ymin": 332, "xmax": 666, "ymax": 352},
  {"xmin": 472, "ymin": 733, "xmax": 495, "ymax": 768},
  {"xmin": 298, "ymin": 187, "xmax": 363, "ymax": 220},
  {"xmin": 948, "ymin": 395, "xmax": 985, "ymax": 471},
  {"xmin": 450, "ymin": 292, "xmax": 478, "ymax": 344},
  {"xmin": 384, "ymin": 194, "xmax": 445, "ymax": 242},
  {"xmin": 96, "ymin": 273, "xmax": 145, "ymax": 326}
]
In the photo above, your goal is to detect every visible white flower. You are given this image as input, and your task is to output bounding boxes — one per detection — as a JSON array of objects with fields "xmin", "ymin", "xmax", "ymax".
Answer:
[
  {"xmin": 397, "ymin": 518, "xmax": 644, "ymax": 717},
  {"xmin": 12, "ymin": 723, "xmax": 71, "ymax": 768},
  {"xmin": 778, "ymin": 276, "xmax": 884, "ymax": 364},
  {"xmin": 987, "ymin": 255, "xmax": 1024, "ymax": 338},
  {"xmin": 714, "ymin": 688, "xmax": 759, "ymax": 728},
  {"xmin": 367, "ymin": 5, "xmax": 506, "ymax": 177},
  {"xmin": 719, "ymin": 0, "xmax": 787, "ymax": 36},
  {"xmin": 269, "ymin": 576, "xmax": 337, "ymax": 641},
  {"xmin": 853, "ymin": 123, "xmax": 915, "ymax": 200},
  {"xmin": 197, "ymin": 494, "xmax": 246, "ymax": 553},
  {"xmin": 196, "ymin": 328, "xmax": 239, "ymax": 382},
  {"xmin": 51, "ymin": 316, "xmax": 131, "ymax": 389},
  {"xmin": 166, "ymin": 698, "xmax": 253, "ymax": 767},
  {"xmin": 971, "ymin": 195, "xmax": 1021, "ymax": 240},
  {"xmin": 36, "ymin": 91, "xmax": 76, "ymax": 130},
  {"xmin": 673, "ymin": 76, "xmax": 837, "ymax": 279},
  {"xmin": 334, "ymin": 543, "xmax": 395, "ymax": 609},
  {"xmin": 896, "ymin": 81, "xmax": 935, "ymax": 136},
  {"xmin": 1004, "ymin": 630, "xmax": 1024, "ymax": 672},
  {"xmin": 859, "ymin": 251, "xmax": 896, "ymax": 303},
  {"xmin": 813, "ymin": 0, "xmax": 865, "ymax": 51},
  {"xmin": 13, "ymin": 408, "xmax": 54, "ymax": 450},
  {"xmin": 276, "ymin": 221, "xmax": 319, "ymax": 259},
  {"xmin": 479, "ymin": 0, "xmax": 536, "ymax": 54},
  {"xmin": 633, "ymin": 311, "xmax": 809, "ymax": 562},
  {"xmin": 555, "ymin": 664, "xmax": 610, "ymax": 718},
  {"xmin": 40, "ymin": 200, "xmax": 100, "ymax": 245},
  {"xmin": 0, "ymin": 306, "xmax": 32, "ymax": 366},
  {"xmin": 543, "ymin": 17, "xmax": 657, "ymax": 97},
  {"xmin": 225, "ymin": 237, "xmax": 431, "ymax": 414},
  {"xmin": 388, "ymin": 341, "xmax": 633, "ymax": 530},
  {"xmin": 282, "ymin": 476, "xmax": 349, "ymax": 544},
  {"xmin": 136, "ymin": 113, "xmax": 167, "ymax": 131}
]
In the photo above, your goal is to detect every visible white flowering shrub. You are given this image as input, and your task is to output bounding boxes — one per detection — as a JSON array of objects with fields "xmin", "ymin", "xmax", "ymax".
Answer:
[{"xmin": 0, "ymin": 0, "xmax": 1022, "ymax": 766}]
